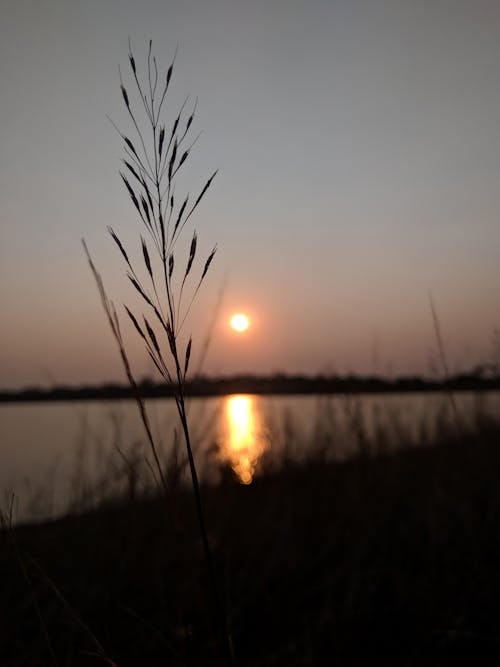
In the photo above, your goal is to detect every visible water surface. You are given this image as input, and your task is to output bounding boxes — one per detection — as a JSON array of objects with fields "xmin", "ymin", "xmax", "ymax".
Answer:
[{"xmin": 1, "ymin": 391, "xmax": 498, "ymax": 522}]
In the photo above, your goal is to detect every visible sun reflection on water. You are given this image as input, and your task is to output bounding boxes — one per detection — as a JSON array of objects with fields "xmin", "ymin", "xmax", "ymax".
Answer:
[{"xmin": 221, "ymin": 395, "xmax": 267, "ymax": 484}]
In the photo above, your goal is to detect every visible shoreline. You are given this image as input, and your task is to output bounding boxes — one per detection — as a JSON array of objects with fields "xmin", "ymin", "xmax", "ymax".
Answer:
[{"xmin": 1, "ymin": 374, "xmax": 499, "ymax": 403}]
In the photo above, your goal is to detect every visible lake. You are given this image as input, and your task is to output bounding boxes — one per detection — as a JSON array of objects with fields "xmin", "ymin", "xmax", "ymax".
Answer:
[{"xmin": 1, "ymin": 391, "xmax": 499, "ymax": 523}]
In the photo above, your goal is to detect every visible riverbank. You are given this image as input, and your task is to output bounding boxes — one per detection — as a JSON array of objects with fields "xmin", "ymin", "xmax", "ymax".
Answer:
[
  {"xmin": 2, "ymin": 414, "xmax": 500, "ymax": 665},
  {"xmin": 2, "ymin": 372, "xmax": 500, "ymax": 403}
]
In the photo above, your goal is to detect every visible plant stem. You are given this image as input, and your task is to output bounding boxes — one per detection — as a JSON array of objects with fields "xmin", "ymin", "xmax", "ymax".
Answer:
[{"xmin": 173, "ymin": 345, "xmax": 232, "ymax": 662}]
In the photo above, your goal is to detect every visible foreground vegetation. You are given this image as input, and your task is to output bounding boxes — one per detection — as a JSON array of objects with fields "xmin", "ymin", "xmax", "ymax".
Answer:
[{"xmin": 2, "ymin": 406, "xmax": 500, "ymax": 665}]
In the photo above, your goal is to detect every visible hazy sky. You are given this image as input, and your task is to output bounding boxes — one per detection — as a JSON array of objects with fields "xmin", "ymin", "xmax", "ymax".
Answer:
[{"xmin": 1, "ymin": 0, "xmax": 500, "ymax": 389}]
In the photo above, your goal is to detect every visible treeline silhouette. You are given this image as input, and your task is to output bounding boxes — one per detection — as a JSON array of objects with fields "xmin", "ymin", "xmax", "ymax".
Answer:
[{"xmin": 2, "ymin": 372, "xmax": 499, "ymax": 403}]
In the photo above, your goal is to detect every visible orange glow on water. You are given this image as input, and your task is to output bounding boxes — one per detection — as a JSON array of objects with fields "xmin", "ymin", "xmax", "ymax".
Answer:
[{"xmin": 222, "ymin": 395, "xmax": 267, "ymax": 484}]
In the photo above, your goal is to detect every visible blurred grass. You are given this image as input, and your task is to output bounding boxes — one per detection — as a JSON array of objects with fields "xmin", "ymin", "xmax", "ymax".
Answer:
[{"xmin": 2, "ymin": 400, "xmax": 500, "ymax": 665}]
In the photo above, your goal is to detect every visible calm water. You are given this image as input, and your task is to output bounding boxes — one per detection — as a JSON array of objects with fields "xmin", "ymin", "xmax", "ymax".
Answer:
[{"xmin": 1, "ymin": 391, "xmax": 499, "ymax": 522}]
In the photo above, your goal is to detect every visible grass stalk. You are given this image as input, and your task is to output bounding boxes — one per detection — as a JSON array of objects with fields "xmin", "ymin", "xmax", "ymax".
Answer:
[
  {"xmin": 84, "ymin": 40, "xmax": 231, "ymax": 662},
  {"xmin": 428, "ymin": 292, "xmax": 461, "ymax": 435}
]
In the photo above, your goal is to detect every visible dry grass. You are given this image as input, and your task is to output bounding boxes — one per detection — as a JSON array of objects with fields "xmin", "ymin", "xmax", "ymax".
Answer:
[
  {"xmin": 2, "ymin": 404, "xmax": 500, "ymax": 665},
  {"xmin": 82, "ymin": 41, "xmax": 230, "ymax": 662}
]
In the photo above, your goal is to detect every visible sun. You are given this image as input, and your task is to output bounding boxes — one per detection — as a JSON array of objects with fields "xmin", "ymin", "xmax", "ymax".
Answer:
[{"xmin": 230, "ymin": 313, "xmax": 250, "ymax": 333}]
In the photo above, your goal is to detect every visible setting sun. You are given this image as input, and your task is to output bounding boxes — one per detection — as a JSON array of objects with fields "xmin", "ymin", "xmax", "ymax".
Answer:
[{"xmin": 230, "ymin": 313, "xmax": 250, "ymax": 332}]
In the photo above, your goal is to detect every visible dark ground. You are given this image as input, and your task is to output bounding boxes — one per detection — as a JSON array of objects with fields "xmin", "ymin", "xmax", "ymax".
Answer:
[{"xmin": 2, "ymin": 415, "xmax": 500, "ymax": 665}]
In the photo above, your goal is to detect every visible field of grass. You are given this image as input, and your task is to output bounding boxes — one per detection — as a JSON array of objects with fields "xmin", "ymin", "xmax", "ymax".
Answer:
[
  {"xmin": 2, "ymin": 406, "xmax": 500, "ymax": 665},
  {"xmin": 4, "ymin": 40, "xmax": 497, "ymax": 666}
]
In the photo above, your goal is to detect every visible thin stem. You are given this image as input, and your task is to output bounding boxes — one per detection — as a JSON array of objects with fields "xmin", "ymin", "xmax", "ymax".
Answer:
[
  {"xmin": 83, "ymin": 241, "xmax": 168, "ymax": 497},
  {"xmin": 429, "ymin": 292, "xmax": 461, "ymax": 435},
  {"xmin": 173, "ymin": 349, "xmax": 232, "ymax": 663},
  {"xmin": 155, "ymin": 44, "xmax": 178, "ymax": 125},
  {"xmin": 128, "ymin": 40, "xmax": 154, "ymax": 124}
]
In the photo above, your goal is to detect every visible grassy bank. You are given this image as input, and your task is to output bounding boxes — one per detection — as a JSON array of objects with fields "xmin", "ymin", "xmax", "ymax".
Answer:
[{"xmin": 2, "ymin": 410, "xmax": 500, "ymax": 665}]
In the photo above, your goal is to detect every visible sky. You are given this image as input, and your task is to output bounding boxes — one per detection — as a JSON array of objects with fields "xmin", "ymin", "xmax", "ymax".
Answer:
[{"xmin": 1, "ymin": 0, "xmax": 500, "ymax": 389}]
